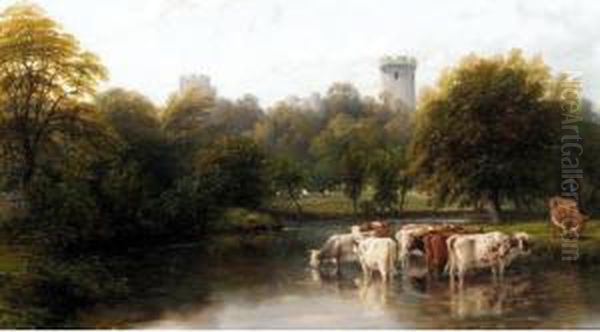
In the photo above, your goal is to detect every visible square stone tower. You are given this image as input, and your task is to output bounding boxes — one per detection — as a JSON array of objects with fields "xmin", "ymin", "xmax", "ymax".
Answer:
[{"xmin": 380, "ymin": 55, "xmax": 417, "ymax": 112}]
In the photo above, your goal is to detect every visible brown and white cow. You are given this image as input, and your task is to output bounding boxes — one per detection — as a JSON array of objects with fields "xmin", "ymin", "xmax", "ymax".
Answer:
[
  {"xmin": 422, "ymin": 227, "xmax": 483, "ymax": 276},
  {"xmin": 549, "ymin": 196, "xmax": 588, "ymax": 239},
  {"xmin": 446, "ymin": 231, "xmax": 531, "ymax": 289},
  {"xmin": 395, "ymin": 223, "xmax": 464, "ymax": 269},
  {"xmin": 353, "ymin": 220, "xmax": 392, "ymax": 238}
]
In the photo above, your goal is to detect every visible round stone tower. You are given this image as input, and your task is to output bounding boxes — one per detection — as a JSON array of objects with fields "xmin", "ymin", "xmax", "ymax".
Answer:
[{"xmin": 379, "ymin": 55, "xmax": 417, "ymax": 112}]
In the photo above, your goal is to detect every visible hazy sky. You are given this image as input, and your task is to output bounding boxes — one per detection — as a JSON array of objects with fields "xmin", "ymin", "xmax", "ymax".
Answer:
[{"xmin": 6, "ymin": 0, "xmax": 600, "ymax": 107}]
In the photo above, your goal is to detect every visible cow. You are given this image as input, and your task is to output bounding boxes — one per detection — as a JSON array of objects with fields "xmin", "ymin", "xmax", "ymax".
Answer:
[
  {"xmin": 308, "ymin": 231, "xmax": 364, "ymax": 275},
  {"xmin": 353, "ymin": 237, "xmax": 398, "ymax": 283},
  {"xmin": 352, "ymin": 220, "xmax": 392, "ymax": 238},
  {"xmin": 446, "ymin": 231, "xmax": 531, "ymax": 289},
  {"xmin": 423, "ymin": 232, "xmax": 452, "ymax": 277},
  {"xmin": 423, "ymin": 228, "xmax": 484, "ymax": 276},
  {"xmin": 395, "ymin": 223, "xmax": 464, "ymax": 269},
  {"xmin": 549, "ymin": 196, "xmax": 588, "ymax": 239}
]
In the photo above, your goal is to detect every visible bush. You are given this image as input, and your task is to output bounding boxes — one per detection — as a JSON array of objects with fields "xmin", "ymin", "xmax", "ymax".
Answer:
[
  {"xmin": 0, "ymin": 257, "xmax": 128, "ymax": 328},
  {"xmin": 215, "ymin": 208, "xmax": 281, "ymax": 232},
  {"xmin": 195, "ymin": 136, "xmax": 272, "ymax": 209},
  {"xmin": 2, "ymin": 178, "xmax": 108, "ymax": 256}
]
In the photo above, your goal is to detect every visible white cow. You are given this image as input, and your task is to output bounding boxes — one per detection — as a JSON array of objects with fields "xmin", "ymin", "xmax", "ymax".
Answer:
[
  {"xmin": 309, "ymin": 231, "xmax": 364, "ymax": 275},
  {"xmin": 446, "ymin": 231, "xmax": 531, "ymax": 289},
  {"xmin": 353, "ymin": 237, "xmax": 398, "ymax": 282}
]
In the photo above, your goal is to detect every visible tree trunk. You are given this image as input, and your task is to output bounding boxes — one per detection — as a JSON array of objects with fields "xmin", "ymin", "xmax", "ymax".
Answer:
[
  {"xmin": 288, "ymin": 188, "xmax": 303, "ymax": 218},
  {"xmin": 486, "ymin": 191, "xmax": 502, "ymax": 223},
  {"xmin": 398, "ymin": 178, "xmax": 408, "ymax": 214}
]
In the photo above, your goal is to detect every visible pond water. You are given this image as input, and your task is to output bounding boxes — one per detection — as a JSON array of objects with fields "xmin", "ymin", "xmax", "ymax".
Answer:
[{"xmin": 80, "ymin": 221, "xmax": 600, "ymax": 329}]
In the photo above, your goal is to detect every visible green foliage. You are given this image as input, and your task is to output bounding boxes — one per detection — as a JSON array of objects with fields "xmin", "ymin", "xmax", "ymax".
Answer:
[
  {"xmin": 0, "ymin": 3, "xmax": 108, "ymax": 186},
  {"xmin": 269, "ymin": 155, "xmax": 305, "ymax": 215},
  {"xmin": 195, "ymin": 136, "xmax": 271, "ymax": 209},
  {"xmin": 339, "ymin": 144, "xmax": 370, "ymax": 215},
  {"xmin": 0, "ymin": 257, "xmax": 128, "ymax": 328},
  {"xmin": 254, "ymin": 100, "xmax": 321, "ymax": 163},
  {"xmin": 369, "ymin": 148, "xmax": 407, "ymax": 215},
  {"xmin": 96, "ymin": 88, "xmax": 174, "ymax": 187},
  {"xmin": 161, "ymin": 84, "xmax": 215, "ymax": 166},
  {"xmin": 215, "ymin": 208, "xmax": 281, "ymax": 232},
  {"xmin": 410, "ymin": 50, "xmax": 570, "ymax": 220},
  {"xmin": 1, "ymin": 177, "xmax": 102, "ymax": 255},
  {"xmin": 209, "ymin": 94, "xmax": 264, "ymax": 139},
  {"xmin": 155, "ymin": 174, "xmax": 224, "ymax": 235}
]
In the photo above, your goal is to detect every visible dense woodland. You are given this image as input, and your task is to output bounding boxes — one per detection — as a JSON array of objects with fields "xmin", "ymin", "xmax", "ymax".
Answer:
[{"xmin": 0, "ymin": 3, "xmax": 599, "ymax": 327}]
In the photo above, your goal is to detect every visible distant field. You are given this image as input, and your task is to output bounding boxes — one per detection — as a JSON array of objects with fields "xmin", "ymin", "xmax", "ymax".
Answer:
[{"xmin": 269, "ymin": 190, "xmax": 464, "ymax": 219}]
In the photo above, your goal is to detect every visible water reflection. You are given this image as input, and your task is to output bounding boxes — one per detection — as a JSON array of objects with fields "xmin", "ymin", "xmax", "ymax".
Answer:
[
  {"xmin": 79, "ymin": 223, "xmax": 599, "ymax": 329},
  {"xmin": 449, "ymin": 278, "xmax": 532, "ymax": 319}
]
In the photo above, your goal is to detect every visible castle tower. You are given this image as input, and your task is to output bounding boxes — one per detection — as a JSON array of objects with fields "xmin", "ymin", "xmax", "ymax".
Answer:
[
  {"xmin": 379, "ymin": 55, "xmax": 417, "ymax": 112},
  {"xmin": 179, "ymin": 74, "xmax": 216, "ymax": 97}
]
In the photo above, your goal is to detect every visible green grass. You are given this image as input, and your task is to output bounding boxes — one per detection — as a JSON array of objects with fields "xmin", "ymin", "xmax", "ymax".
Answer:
[
  {"xmin": 268, "ymin": 190, "xmax": 462, "ymax": 219},
  {"xmin": 214, "ymin": 208, "xmax": 282, "ymax": 232},
  {"xmin": 479, "ymin": 220, "xmax": 600, "ymax": 265}
]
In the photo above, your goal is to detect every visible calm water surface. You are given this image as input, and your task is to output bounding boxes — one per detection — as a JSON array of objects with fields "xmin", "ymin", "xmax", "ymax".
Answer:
[{"xmin": 81, "ymin": 221, "xmax": 600, "ymax": 329}]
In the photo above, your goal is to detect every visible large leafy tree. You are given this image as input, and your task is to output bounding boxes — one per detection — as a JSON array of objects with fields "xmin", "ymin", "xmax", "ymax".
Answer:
[
  {"xmin": 410, "ymin": 50, "xmax": 570, "ymax": 222},
  {"xmin": 0, "ymin": 4, "xmax": 108, "ymax": 187}
]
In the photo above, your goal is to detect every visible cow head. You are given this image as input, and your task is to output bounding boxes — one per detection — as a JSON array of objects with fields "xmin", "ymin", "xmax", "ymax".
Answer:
[
  {"xmin": 559, "ymin": 216, "xmax": 583, "ymax": 240},
  {"xmin": 308, "ymin": 249, "xmax": 321, "ymax": 269},
  {"xmin": 352, "ymin": 238, "xmax": 364, "ymax": 254},
  {"xmin": 511, "ymin": 232, "xmax": 531, "ymax": 256},
  {"xmin": 350, "ymin": 225, "xmax": 362, "ymax": 236}
]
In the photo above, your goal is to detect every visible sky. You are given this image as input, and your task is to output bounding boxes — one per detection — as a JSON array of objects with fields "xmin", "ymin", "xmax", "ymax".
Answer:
[{"xmin": 3, "ymin": 0, "xmax": 600, "ymax": 108}]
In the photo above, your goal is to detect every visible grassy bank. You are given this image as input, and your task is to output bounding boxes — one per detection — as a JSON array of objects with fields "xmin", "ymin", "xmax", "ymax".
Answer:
[
  {"xmin": 268, "ymin": 190, "xmax": 461, "ymax": 220},
  {"xmin": 267, "ymin": 190, "xmax": 544, "ymax": 221},
  {"xmin": 479, "ymin": 220, "xmax": 600, "ymax": 266}
]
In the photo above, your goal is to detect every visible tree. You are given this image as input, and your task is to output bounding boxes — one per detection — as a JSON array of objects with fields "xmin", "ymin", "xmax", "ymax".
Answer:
[
  {"xmin": 254, "ymin": 100, "xmax": 321, "ymax": 163},
  {"xmin": 324, "ymin": 82, "xmax": 363, "ymax": 119},
  {"xmin": 195, "ymin": 136, "xmax": 271, "ymax": 209},
  {"xmin": 0, "ymin": 4, "xmax": 108, "ymax": 187},
  {"xmin": 161, "ymin": 84, "xmax": 215, "ymax": 171},
  {"xmin": 370, "ymin": 148, "xmax": 405, "ymax": 215},
  {"xmin": 209, "ymin": 94, "xmax": 264, "ymax": 138},
  {"xmin": 270, "ymin": 155, "xmax": 305, "ymax": 216},
  {"xmin": 339, "ymin": 144, "xmax": 369, "ymax": 216},
  {"xmin": 95, "ymin": 88, "xmax": 174, "ymax": 188},
  {"xmin": 410, "ymin": 50, "xmax": 570, "ymax": 222}
]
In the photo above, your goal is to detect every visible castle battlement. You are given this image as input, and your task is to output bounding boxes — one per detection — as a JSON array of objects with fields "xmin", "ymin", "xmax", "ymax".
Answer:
[{"xmin": 379, "ymin": 55, "xmax": 417, "ymax": 69}]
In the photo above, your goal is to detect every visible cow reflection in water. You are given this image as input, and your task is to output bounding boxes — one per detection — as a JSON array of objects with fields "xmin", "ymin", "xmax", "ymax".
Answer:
[
  {"xmin": 449, "ymin": 277, "xmax": 531, "ymax": 319},
  {"xmin": 355, "ymin": 278, "xmax": 393, "ymax": 311},
  {"xmin": 307, "ymin": 269, "xmax": 360, "ymax": 294}
]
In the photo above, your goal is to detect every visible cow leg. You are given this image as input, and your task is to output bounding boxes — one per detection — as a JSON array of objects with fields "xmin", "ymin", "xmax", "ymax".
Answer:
[
  {"xmin": 333, "ymin": 258, "xmax": 341, "ymax": 277},
  {"xmin": 491, "ymin": 266, "xmax": 498, "ymax": 284},
  {"xmin": 381, "ymin": 268, "xmax": 388, "ymax": 283},
  {"xmin": 457, "ymin": 266, "xmax": 465, "ymax": 290},
  {"xmin": 361, "ymin": 263, "xmax": 371, "ymax": 283},
  {"xmin": 498, "ymin": 263, "xmax": 505, "ymax": 282}
]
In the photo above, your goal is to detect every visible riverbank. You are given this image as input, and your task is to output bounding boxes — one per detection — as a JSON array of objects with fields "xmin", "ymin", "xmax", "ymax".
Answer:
[
  {"xmin": 479, "ymin": 220, "xmax": 600, "ymax": 266},
  {"xmin": 267, "ymin": 191, "xmax": 551, "ymax": 222}
]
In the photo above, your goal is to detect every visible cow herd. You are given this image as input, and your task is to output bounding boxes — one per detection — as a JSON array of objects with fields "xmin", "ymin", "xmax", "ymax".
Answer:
[{"xmin": 308, "ymin": 221, "xmax": 532, "ymax": 289}]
